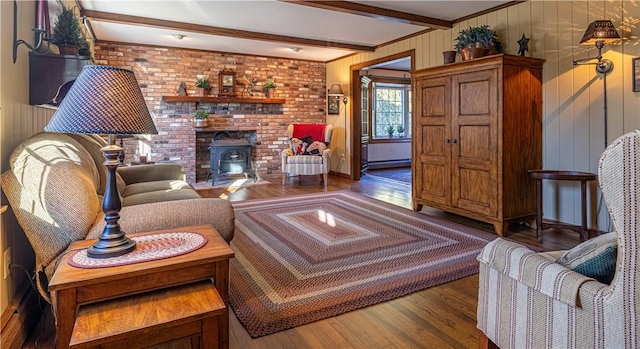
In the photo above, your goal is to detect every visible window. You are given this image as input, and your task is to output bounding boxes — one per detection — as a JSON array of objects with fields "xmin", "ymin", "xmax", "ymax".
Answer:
[{"xmin": 371, "ymin": 82, "xmax": 411, "ymax": 139}]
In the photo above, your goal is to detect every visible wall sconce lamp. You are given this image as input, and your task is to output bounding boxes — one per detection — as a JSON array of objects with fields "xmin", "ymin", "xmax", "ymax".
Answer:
[
  {"xmin": 328, "ymin": 84, "xmax": 349, "ymax": 168},
  {"xmin": 572, "ymin": 20, "xmax": 620, "ymax": 74},
  {"xmin": 328, "ymin": 84, "xmax": 348, "ymax": 106},
  {"xmin": 572, "ymin": 20, "xmax": 620, "ymax": 148},
  {"xmin": 13, "ymin": 0, "xmax": 50, "ymax": 63}
]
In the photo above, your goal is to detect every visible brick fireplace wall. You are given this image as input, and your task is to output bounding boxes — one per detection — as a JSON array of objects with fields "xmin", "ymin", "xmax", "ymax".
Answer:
[{"xmin": 93, "ymin": 43, "xmax": 327, "ymax": 183}]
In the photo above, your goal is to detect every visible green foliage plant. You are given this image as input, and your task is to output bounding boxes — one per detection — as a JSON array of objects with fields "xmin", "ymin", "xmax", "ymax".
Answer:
[
  {"xmin": 396, "ymin": 125, "xmax": 405, "ymax": 134},
  {"xmin": 454, "ymin": 25, "xmax": 499, "ymax": 53},
  {"xmin": 386, "ymin": 125, "xmax": 395, "ymax": 136},
  {"xmin": 195, "ymin": 76, "xmax": 211, "ymax": 88},
  {"xmin": 51, "ymin": 5, "xmax": 82, "ymax": 46},
  {"xmin": 78, "ymin": 35, "xmax": 93, "ymax": 59},
  {"xmin": 194, "ymin": 111, "xmax": 210, "ymax": 119},
  {"xmin": 263, "ymin": 79, "xmax": 276, "ymax": 90}
]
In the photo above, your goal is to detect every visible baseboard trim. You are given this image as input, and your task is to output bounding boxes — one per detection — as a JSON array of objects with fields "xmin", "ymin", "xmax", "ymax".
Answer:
[
  {"xmin": 1, "ymin": 284, "xmax": 42, "ymax": 349},
  {"xmin": 329, "ymin": 171, "xmax": 351, "ymax": 179},
  {"xmin": 367, "ymin": 160, "xmax": 411, "ymax": 170}
]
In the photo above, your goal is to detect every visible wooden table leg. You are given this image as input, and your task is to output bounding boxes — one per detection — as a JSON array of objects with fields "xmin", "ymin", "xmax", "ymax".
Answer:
[
  {"xmin": 580, "ymin": 179, "xmax": 588, "ymax": 242},
  {"xmin": 535, "ymin": 178, "xmax": 543, "ymax": 242},
  {"xmin": 53, "ymin": 288, "xmax": 77, "ymax": 349},
  {"xmin": 215, "ymin": 260, "xmax": 229, "ymax": 349}
]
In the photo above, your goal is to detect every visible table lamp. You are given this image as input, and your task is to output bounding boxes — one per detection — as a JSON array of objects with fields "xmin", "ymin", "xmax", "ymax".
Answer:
[{"xmin": 45, "ymin": 65, "xmax": 158, "ymax": 258}]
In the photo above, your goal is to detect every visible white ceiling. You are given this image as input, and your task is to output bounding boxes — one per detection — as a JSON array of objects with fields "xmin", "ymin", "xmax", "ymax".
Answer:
[{"xmin": 77, "ymin": 0, "xmax": 513, "ymax": 67}]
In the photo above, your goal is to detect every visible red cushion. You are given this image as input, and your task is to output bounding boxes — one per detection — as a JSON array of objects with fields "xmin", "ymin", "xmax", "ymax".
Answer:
[{"xmin": 292, "ymin": 124, "xmax": 327, "ymax": 143}]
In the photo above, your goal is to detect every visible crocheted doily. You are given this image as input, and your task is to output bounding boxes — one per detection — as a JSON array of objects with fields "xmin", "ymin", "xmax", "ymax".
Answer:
[{"xmin": 68, "ymin": 232, "xmax": 207, "ymax": 268}]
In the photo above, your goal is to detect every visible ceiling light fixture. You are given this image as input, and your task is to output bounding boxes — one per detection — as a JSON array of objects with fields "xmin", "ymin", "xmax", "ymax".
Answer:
[
  {"xmin": 290, "ymin": 47, "xmax": 301, "ymax": 52},
  {"xmin": 172, "ymin": 34, "xmax": 186, "ymax": 40}
]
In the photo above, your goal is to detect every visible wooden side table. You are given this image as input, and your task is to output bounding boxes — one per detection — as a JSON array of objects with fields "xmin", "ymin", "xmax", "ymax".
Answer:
[
  {"xmin": 69, "ymin": 280, "xmax": 225, "ymax": 348},
  {"xmin": 48, "ymin": 224, "xmax": 234, "ymax": 349},
  {"xmin": 527, "ymin": 170, "xmax": 597, "ymax": 242}
]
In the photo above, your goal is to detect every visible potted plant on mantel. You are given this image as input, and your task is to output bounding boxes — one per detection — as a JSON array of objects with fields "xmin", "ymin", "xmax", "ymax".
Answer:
[
  {"xmin": 193, "ymin": 110, "xmax": 210, "ymax": 128},
  {"xmin": 263, "ymin": 79, "xmax": 276, "ymax": 98},
  {"xmin": 454, "ymin": 25, "xmax": 501, "ymax": 61},
  {"xmin": 51, "ymin": 5, "xmax": 83, "ymax": 56},
  {"xmin": 195, "ymin": 75, "xmax": 211, "ymax": 96}
]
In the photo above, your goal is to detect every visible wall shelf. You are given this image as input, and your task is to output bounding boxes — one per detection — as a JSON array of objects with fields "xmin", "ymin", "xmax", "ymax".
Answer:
[
  {"xmin": 29, "ymin": 53, "xmax": 91, "ymax": 105},
  {"xmin": 161, "ymin": 96, "xmax": 285, "ymax": 104}
]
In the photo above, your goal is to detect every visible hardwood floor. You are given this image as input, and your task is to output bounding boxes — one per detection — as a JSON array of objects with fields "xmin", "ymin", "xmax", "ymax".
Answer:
[{"xmin": 24, "ymin": 174, "xmax": 583, "ymax": 349}]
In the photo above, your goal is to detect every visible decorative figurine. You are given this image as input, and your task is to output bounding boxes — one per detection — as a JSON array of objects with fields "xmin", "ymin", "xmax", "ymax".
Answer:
[
  {"xmin": 518, "ymin": 34, "xmax": 530, "ymax": 56},
  {"xmin": 241, "ymin": 75, "xmax": 257, "ymax": 97},
  {"xmin": 176, "ymin": 81, "xmax": 187, "ymax": 96}
]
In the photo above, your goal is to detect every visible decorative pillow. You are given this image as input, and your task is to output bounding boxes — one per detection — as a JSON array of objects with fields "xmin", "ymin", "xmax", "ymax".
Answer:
[
  {"xmin": 303, "ymin": 141, "xmax": 327, "ymax": 156},
  {"xmin": 556, "ymin": 232, "xmax": 618, "ymax": 284},
  {"xmin": 299, "ymin": 135, "xmax": 314, "ymax": 146},
  {"xmin": 290, "ymin": 137, "xmax": 304, "ymax": 155}
]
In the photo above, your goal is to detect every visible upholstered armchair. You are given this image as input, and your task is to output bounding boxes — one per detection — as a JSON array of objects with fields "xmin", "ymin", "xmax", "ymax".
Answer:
[
  {"xmin": 477, "ymin": 129, "xmax": 640, "ymax": 349},
  {"xmin": 281, "ymin": 123, "xmax": 332, "ymax": 188}
]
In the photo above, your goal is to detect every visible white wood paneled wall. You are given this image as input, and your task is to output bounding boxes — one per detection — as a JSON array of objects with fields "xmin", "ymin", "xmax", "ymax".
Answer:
[
  {"xmin": 1, "ymin": 0, "xmax": 55, "ymax": 313},
  {"xmin": 328, "ymin": 0, "xmax": 640, "ymax": 231}
]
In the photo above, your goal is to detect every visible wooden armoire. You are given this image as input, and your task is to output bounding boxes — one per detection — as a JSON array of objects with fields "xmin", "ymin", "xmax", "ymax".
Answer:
[{"xmin": 412, "ymin": 54, "xmax": 544, "ymax": 236}]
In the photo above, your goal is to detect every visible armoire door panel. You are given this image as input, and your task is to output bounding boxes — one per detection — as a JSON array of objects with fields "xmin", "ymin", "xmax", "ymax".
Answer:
[
  {"xmin": 454, "ymin": 167, "xmax": 495, "ymax": 216},
  {"xmin": 451, "ymin": 68, "xmax": 498, "ymax": 217},
  {"xmin": 421, "ymin": 85, "xmax": 446, "ymax": 117},
  {"xmin": 422, "ymin": 125, "xmax": 446, "ymax": 157},
  {"xmin": 458, "ymin": 124, "xmax": 491, "ymax": 161},
  {"xmin": 421, "ymin": 163, "xmax": 449, "ymax": 205},
  {"xmin": 457, "ymin": 80, "xmax": 491, "ymax": 116}
]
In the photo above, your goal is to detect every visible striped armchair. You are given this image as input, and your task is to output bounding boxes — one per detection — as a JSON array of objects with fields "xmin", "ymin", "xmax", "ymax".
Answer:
[
  {"xmin": 477, "ymin": 129, "xmax": 640, "ymax": 349},
  {"xmin": 281, "ymin": 123, "xmax": 332, "ymax": 188}
]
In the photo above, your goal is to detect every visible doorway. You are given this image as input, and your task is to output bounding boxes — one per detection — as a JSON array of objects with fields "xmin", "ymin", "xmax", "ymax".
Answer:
[{"xmin": 349, "ymin": 50, "xmax": 415, "ymax": 181}]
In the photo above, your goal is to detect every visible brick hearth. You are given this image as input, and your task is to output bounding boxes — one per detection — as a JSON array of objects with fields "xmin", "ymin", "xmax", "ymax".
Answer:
[{"xmin": 94, "ymin": 43, "xmax": 327, "ymax": 183}]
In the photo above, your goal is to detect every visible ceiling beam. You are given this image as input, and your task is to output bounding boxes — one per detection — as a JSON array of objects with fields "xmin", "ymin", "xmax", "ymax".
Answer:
[
  {"xmin": 81, "ymin": 10, "xmax": 376, "ymax": 52},
  {"xmin": 280, "ymin": 1, "xmax": 452, "ymax": 29}
]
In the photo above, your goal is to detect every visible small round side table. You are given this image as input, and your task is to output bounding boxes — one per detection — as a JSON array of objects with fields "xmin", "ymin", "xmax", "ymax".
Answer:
[{"xmin": 527, "ymin": 170, "xmax": 597, "ymax": 242}]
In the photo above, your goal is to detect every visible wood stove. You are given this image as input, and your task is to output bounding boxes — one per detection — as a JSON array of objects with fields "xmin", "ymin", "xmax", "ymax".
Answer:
[{"xmin": 208, "ymin": 138, "xmax": 255, "ymax": 185}]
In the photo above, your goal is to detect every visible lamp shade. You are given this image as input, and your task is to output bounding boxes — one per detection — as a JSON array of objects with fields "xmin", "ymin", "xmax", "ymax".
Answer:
[
  {"xmin": 327, "ymin": 84, "xmax": 345, "ymax": 96},
  {"xmin": 579, "ymin": 20, "xmax": 620, "ymax": 45},
  {"xmin": 45, "ymin": 65, "xmax": 158, "ymax": 135}
]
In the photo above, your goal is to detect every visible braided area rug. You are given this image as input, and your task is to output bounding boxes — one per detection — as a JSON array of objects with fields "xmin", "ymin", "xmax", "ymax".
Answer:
[{"xmin": 230, "ymin": 190, "xmax": 503, "ymax": 338}]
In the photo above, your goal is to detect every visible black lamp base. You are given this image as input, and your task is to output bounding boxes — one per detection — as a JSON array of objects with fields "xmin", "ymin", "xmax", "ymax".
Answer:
[
  {"xmin": 87, "ymin": 236, "xmax": 136, "ymax": 258},
  {"xmin": 88, "ymin": 144, "xmax": 137, "ymax": 259}
]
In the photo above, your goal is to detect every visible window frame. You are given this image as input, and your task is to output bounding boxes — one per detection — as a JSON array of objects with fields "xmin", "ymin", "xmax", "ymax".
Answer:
[{"xmin": 367, "ymin": 77, "xmax": 411, "ymax": 144}]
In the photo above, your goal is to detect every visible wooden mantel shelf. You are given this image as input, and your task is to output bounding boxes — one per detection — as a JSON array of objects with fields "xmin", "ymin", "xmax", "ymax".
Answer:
[{"xmin": 161, "ymin": 96, "xmax": 285, "ymax": 104}]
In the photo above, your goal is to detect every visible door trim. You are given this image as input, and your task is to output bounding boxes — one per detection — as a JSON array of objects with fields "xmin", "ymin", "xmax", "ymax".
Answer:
[{"xmin": 348, "ymin": 50, "xmax": 415, "ymax": 180}]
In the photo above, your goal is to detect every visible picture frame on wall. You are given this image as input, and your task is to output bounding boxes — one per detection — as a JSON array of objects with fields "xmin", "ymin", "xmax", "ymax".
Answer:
[
  {"xmin": 633, "ymin": 57, "xmax": 640, "ymax": 92},
  {"xmin": 328, "ymin": 96, "xmax": 340, "ymax": 115}
]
